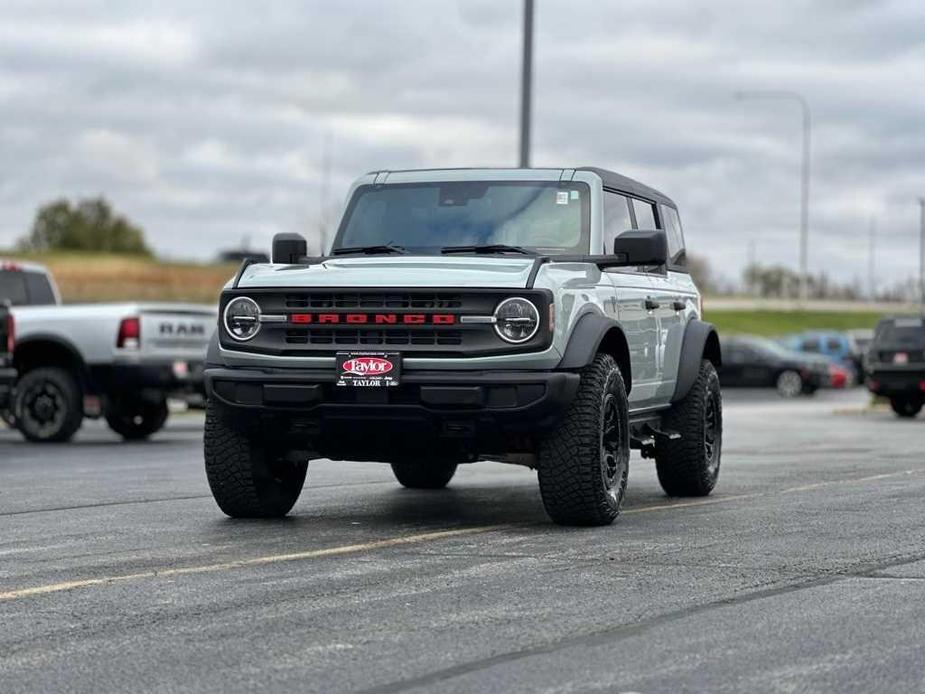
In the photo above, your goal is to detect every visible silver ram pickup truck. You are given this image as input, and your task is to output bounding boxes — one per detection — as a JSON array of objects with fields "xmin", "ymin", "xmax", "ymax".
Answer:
[
  {"xmin": 1, "ymin": 259, "xmax": 216, "ymax": 442},
  {"xmin": 203, "ymin": 167, "xmax": 722, "ymax": 526}
]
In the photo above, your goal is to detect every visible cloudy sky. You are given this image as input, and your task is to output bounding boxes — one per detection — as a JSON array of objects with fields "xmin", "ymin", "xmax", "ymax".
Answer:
[{"xmin": 1, "ymin": 0, "xmax": 923, "ymax": 286}]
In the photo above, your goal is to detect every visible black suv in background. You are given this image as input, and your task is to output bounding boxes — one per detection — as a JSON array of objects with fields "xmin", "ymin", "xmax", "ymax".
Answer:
[
  {"xmin": 0, "ymin": 305, "xmax": 14, "ymax": 410},
  {"xmin": 866, "ymin": 316, "xmax": 925, "ymax": 418}
]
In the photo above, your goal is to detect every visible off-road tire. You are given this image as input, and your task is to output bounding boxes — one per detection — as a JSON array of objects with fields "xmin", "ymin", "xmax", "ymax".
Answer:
[
  {"xmin": 14, "ymin": 367, "xmax": 83, "ymax": 443},
  {"xmin": 538, "ymin": 353, "xmax": 629, "ymax": 526},
  {"xmin": 391, "ymin": 460, "xmax": 458, "ymax": 489},
  {"xmin": 204, "ymin": 401, "xmax": 307, "ymax": 518},
  {"xmin": 890, "ymin": 396, "xmax": 922, "ymax": 418},
  {"xmin": 655, "ymin": 359, "xmax": 722, "ymax": 497},
  {"xmin": 105, "ymin": 398, "xmax": 169, "ymax": 441}
]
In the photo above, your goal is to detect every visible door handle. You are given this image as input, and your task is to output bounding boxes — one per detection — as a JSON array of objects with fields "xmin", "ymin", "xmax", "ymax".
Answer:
[
  {"xmin": 645, "ymin": 298, "xmax": 660, "ymax": 311},
  {"xmin": 672, "ymin": 301, "xmax": 686, "ymax": 311}
]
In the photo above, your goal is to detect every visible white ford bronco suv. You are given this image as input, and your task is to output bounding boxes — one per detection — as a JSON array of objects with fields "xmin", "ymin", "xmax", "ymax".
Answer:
[{"xmin": 204, "ymin": 168, "xmax": 722, "ymax": 526}]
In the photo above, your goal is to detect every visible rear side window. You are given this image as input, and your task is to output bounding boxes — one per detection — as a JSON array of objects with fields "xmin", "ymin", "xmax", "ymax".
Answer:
[
  {"xmin": 602, "ymin": 191, "xmax": 632, "ymax": 254},
  {"xmin": 661, "ymin": 205, "xmax": 686, "ymax": 266},
  {"xmin": 802, "ymin": 337, "xmax": 822, "ymax": 353},
  {"xmin": 631, "ymin": 199, "xmax": 658, "ymax": 230},
  {"xmin": 0, "ymin": 272, "xmax": 28, "ymax": 305},
  {"xmin": 24, "ymin": 271, "xmax": 56, "ymax": 305}
]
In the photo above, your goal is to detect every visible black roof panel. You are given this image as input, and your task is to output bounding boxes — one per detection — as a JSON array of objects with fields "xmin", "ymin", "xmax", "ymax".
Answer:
[{"xmin": 577, "ymin": 167, "xmax": 676, "ymax": 208}]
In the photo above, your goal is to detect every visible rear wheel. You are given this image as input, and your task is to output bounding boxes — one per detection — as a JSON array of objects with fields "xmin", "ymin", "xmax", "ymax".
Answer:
[
  {"xmin": 890, "ymin": 396, "xmax": 922, "ymax": 418},
  {"xmin": 655, "ymin": 360, "xmax": 722, "ymax": 497},
  {"xmin": 105, "ymin": 397, "xmax": 169, "ymax": 440},
  {"xmin": 14, "ymin": 367, "xmax": 83, "ymax": 443},
  {"xmin": 538, "ymin": 353, "xmax": 629, "ymax": 526},
  {"xmin": 776, "ymin": 370, "xmax": 804, "ymax": 398},
  {"xmin": 204, "ymin": 402, "xmax": 307, "ymax": 518},
  {"xmin": 391, "ymin": 459, "xmax": 458, "ymax": 489}
]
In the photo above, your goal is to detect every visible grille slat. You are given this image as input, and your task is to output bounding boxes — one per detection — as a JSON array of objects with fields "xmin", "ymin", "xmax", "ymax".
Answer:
[
  {"xmin": 285, "ymin": 327, "xmax": 463, "ymax": 347},
  {"xmin": 285, "ymin": 292, "xmax": 463, "ymax": 310}
]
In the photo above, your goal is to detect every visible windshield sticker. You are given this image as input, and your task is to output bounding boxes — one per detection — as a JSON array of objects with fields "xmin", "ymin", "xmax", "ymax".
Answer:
[
  {"xmin": 570, "ymin": 190, "xmax": 580, "ymax": 200},
  {"xmin": 556, "ymin": 191, "xmax": 569, "ymax": 205}
]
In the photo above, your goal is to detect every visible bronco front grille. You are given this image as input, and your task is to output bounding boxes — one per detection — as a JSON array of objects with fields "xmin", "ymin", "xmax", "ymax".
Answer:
[{"xmin": 220, "ymin": 288, "xmax": 552, "ymax": 358}]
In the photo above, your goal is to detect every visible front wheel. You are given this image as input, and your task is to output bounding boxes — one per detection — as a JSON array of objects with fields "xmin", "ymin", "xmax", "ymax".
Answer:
[
  {"xmin": 14, "ymin": 367, "xmax": 83, "ymax": 443},
  {"xmin": 538, "ymin": 353, "xmax": 629, "ymax": 526},
  {"xmin": 204, "ymin": 402, "xmax": 307, "ymax": 518},
  {"xmin": 105, "ymin": 398, "xmax": 169, "ymax": 441},
  {"xmin": 890, "ymin": 396, "xmax": 922, "ymax": 418},
  {"xmin": 655, "ymin": 359, "xmax": 723, "ymax": 497}
]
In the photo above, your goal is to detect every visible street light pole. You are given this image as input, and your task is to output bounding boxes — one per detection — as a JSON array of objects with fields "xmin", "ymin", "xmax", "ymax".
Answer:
[
  {"xmin": 919, "ymin": 198, "xmax": 925, "ymax": 309},
  {"xmin": 518, "ymin": 0, "xmax": 534, "ymax": 168},
  {"xmin": 735, "ymin": 90, "xmax": 812, "ymax": 304}
]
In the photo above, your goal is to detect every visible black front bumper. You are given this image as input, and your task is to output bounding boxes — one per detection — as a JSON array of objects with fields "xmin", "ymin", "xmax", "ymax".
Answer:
[
  {"xmin": 206, "ymin": 366, "xmax": 580, "ymax": 456},
  {"xmin": 867, "ymin": 368, "xmax": 925, "ymax": 396},
  {"xmin": 0, "ymin": 366, "xmax": 15, "ymax": 409}
]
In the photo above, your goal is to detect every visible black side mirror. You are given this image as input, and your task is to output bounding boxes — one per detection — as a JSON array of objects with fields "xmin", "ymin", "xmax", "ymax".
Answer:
[
  {"xmin": 272, "ymin": 233, "xmax": 307, "ymax": 264},
  {"xmin": 612, "ymin": 229, "xmax": 668, "ymax": 266}
]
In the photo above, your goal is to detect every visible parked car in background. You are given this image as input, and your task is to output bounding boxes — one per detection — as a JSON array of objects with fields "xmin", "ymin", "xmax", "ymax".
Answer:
[
  {"xmin": 720, "ymin": 335, "xmax": 832, "ymax": 397},
  {"xmin": 1, "ymin": 259, "xmax": 217, "ymax": 442},
  {"xmin": 845, "ymin": 328, "xmax": 874, "ymax": 381},
  {"xmin": 783, "ymin": 331, "xmax": 857, "ymax": 382},
  {"xmin": 0, "ymin": 303, "xmax": 15, "ymax": 410},
  {"xmin": 866, "ymin": 316, "xmax": 925, "ymax": 418}
]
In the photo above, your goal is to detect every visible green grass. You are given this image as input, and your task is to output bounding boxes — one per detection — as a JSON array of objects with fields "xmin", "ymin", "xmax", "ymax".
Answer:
[{"xmin": 707, "ymin": 310, "xmax": 883, "ymax": 337}]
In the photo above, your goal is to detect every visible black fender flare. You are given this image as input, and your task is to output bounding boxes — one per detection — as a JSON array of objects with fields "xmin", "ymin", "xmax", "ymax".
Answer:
[
  {"xmin": 206, "ymin": 331, "xmax": 222, "ymax": 367},
  {"xmin": 14, "ymin": 334, "xmax": 87, "ymax": 374},
  {"xmin": 671, "ymin": 320, "xmax": 721, "ymax": 403},
  {"xmin": 557, "ymin": 312, "xmax": 632, "ymax": 392}
]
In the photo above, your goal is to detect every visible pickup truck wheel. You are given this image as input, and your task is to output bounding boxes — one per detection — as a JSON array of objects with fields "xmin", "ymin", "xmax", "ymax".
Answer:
[
  {"xmin": 890, "ymin": 396, "xmax": 922, "ymax": 418},
  {"xmin": 105, "ymin": 398, "xmax": 169, "ymax": 441},
  {"xmin": 14, "ymin": 367, "xmax": 83, "ymax": 443},
  {"xmin": 538, "ymin": 353, "xmax": 629, "ymax": 526},
  {"xmin": 203, "ymin": 402, "xmax": 307, "ymax": 518},
  {"xmin": 391, "ymin": 459, "xmax": 458, "ymax": 489},
  {"xmin": 655, "ymin": 359, "xmax": 722, "ymax": 497}
]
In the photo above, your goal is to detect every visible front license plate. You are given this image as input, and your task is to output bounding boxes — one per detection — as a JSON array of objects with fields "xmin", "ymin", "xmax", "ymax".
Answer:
[{"xmin": 336, "ymin": 352, "xmax": 401, "ymax": 387}]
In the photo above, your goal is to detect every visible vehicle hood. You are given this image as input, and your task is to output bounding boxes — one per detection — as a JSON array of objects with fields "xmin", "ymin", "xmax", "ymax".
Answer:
[{"xmin": 235, "ymin": 256, "xmax": 538, "ymax": 289}]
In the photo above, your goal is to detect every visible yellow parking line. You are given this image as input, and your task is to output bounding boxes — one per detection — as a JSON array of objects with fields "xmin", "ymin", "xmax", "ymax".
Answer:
[
  {"xmin": 1, "ymin": 468, "xmax": 920, "ymax": 602},
  {"xmin": 0, "ymin": 525, "xmax": 506, "ymax": 602}
]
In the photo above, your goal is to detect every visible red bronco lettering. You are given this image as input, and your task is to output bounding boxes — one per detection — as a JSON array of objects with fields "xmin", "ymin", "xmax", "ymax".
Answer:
[{"xmin": 289, "ymin": 313, "xmax": 456, "ymax": 325}]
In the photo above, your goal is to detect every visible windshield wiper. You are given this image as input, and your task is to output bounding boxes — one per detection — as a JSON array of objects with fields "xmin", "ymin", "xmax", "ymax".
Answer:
[
  {"xmin": 440, "ymin": 244, "xmax": 534, "ymax": 255},
  {"xmin": 331, "ymin": 245, "xmax": 406, "ymax": 256}
]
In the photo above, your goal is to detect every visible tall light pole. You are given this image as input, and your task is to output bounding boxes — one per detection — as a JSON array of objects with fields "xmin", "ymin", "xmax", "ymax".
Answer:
[
  {"xmin": 868, "ymin": 216, "xmax": 876, "ymax": 302},
  {"xmin": 735, "ymin": 90, "xmax": 812, "ymax": 304},
  {"xmin": 518, "ymin": 0, "xmax": 534, "ymax": 168},
  {"xmin": 919, "ymin": 198, "xmax": 925, "ymax": 308}
]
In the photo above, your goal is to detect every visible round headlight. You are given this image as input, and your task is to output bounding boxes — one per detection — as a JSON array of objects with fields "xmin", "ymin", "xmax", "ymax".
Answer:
[
  {"xmin": 223, "ymin": 296, "xmax": 261, "ymax": 341},
  {"xmin": 493, "ymin": 297, "xmax": 540, "ymax": 344}
]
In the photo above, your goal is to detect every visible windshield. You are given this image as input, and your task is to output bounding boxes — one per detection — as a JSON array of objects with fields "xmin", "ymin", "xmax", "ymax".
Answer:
[
  {"xmin": 876, "ymin": 318, "xmax": 925, "ymax": 348},
  {"xmin": 334, "ymin": 181, "xmax": 590, "ymax": 254}
]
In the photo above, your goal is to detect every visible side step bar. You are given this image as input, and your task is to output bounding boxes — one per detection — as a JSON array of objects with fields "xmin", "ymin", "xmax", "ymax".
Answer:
[{"xmin": 629, "ymin": 414, "xmax": 680, "ymax": 459}]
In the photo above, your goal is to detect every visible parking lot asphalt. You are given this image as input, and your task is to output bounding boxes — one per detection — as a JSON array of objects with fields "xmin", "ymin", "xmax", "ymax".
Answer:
[{"xmin": 1, "ymin": 388, "xmax": 923, "ymax": 693}]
